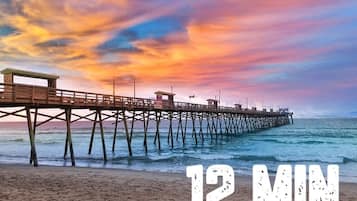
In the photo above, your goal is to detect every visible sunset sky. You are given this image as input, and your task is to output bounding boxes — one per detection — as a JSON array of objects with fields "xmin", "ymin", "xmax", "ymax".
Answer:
[{"xmin": 0, "ymin": 0, "xmax": 356, "ymax": 117}]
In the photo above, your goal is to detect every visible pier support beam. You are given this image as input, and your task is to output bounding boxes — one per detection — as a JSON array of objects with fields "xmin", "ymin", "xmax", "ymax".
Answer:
[
  {"xmin": 211, "ymin": 113, "xmax": 218, "ymax": 140},
  {"xmin": 191, "ymin": 112, "xmax": 198, "ymax": 145},
  {"xmin": 168, "ymin": 112, "xmax": 174, "ymax": 148},
  {"xmin": 98, "ymin": 110, "xmax": 107, "ymax": 161},
  {"xmin": 154, "ymin": 111, "xmax": 162, "ymax": 150},
  {"xmin": 26, "ymin": 107, "xmax": 38, "ymax": 167},
  {"xmin": 206, "ymin": 113, "xmax": 213, "ymax": 140},
  {"xmin": 224, "ymin": 114, "xmax": 229, "ymax": 135},
  {"xmin": 32, "ymin": 108, "xmax": 38, "ymax": 163},
  {"xmin": 129, "ymin": 111, "xmax": 135, "ymax": 145},
  {"xmin": 176, "ymin": 112, "xmax": 183, "ymax": 142},
  {"xmin": 143, "ymin": 111, "xmax": 149, "ymax": 153},
  {"xmin": 123, "ymin": 110, "xmax": 132, "ymax": 156},
  {"xmin": 88, "ymin": 112, "xmax": 97, "ymax": 154},
  {"xmin": 112, "ymin": 111, "xmax": 119, "ymax": 152},
  {"xmin": 198, "ymin": 113, "xmax": 204, "ymax": 142},
  {"xmin": 87, "ymin": 110, "xmax": 107, "ymax": 161},
  {"xmin": 183, "ymin": 112, "xmax": 188, "ymax": 144},
  {"xmin": 64, "ymin": 108, "xmax": 75, "ymax": 166}
]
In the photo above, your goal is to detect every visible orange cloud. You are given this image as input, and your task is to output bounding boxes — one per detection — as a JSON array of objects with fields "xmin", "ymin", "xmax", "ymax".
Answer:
[{"xmin": 0, "ymin": 0, "xmax": 351, "ymax": 107}]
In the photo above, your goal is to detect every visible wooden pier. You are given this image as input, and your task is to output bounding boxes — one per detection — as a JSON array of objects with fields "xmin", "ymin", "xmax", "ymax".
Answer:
[{"xmin": 0, "ymin": 68, "xmax": 293, "ymax": 166}]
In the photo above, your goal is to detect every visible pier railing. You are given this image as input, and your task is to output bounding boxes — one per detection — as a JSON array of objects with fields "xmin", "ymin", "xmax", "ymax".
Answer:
[
  {"xmin": 0, "ymin": 83, "xmax": 154, "ymax": 108},
  {"xmin": 0, "ymin": 83, "xmax": 288, "ymax": 115}
]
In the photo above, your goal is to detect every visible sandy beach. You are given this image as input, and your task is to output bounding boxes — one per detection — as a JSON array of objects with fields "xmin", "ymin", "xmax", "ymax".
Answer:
[{"xmin": 0, "ymin": 164, "xmax": 355, "ymax": 201}]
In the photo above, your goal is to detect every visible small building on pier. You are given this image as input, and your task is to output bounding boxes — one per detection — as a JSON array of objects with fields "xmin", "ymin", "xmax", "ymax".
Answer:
[
  {"xmin": 1, "ymin": 68, "xmax": 59, "ymax": 101},
  {"xmin": 1, "ymin": 68, "xmax": 59, "ymax": 88},
  {"xmin": 154, "ymin": 91, "xmax": 175, "ymax": 109},
  {"xmin": 207, "ymin": 99, "xmax": 218, "ymax": 109},
  {"xmin": 279, "ymin": 108, "xmax": 289, "ymax": 113},
  {"xmin": 235, "ymin": 104, "xmax": 242, "ymax": 110}
]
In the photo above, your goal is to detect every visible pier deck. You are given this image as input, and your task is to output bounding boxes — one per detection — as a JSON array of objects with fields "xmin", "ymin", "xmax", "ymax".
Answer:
[{"xmin": 0, "ymin": 82, "xmax": 293, "ymax": 167}]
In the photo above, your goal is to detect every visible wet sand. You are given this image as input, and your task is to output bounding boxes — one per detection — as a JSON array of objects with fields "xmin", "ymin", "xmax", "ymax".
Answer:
[{"xmin": 0, "ymin": 164, "xmax": 356, "ymax": 201}]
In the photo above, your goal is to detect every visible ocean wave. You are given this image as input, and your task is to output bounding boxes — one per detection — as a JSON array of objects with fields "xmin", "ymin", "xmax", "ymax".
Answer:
[
  {"xmin": 342, "ymin": 157, "xmax": 357, "ymax": 164},
  {"xmin": 148, "ymin": 155, "xmax": 200, "ymax": 163},
  {"xmin": 250, "ymin": 139, "xmax": 283, "ymax": 143},
  {"xmin": 125, "ymin": 154, "xmax": 357, "ymax": 165},
  {"xmin": 236, "ymin": 155, "xmax": 357, "ymax": 164},
  {"xmin": 0, "ymin": 154, "xmax": 28, "ymax": 159},
  {"xmin": 35, "ymin": 140, "xmax": 60, "ymax": 144},
  {"xmin": 238, "ymin": 155, "xmax": 278, "ymax": 162},
  {"xmin": 8, "ymin": 138, "xmax": 25, "ymax": 142},
  {"xmin": 250, "ymin": 139, "xmax": 331, "ymax": 145},
  {"xmin": 41, "ymin": 141, "xmax": 59, "ymax": 145},
  {"xmin": 91, "ymin": 154, "xmax": 357, "ymax": 165},
  {"xmin": 267, "ymin": 133, "xmax": 356, "ymax": 139},
  {"xmin": 0, "ymin": 138, "xmax": 26, "ymax": 143},
  {"xmin": 299, "ymin": 140, "xmax": 325, "ymax": 145}
]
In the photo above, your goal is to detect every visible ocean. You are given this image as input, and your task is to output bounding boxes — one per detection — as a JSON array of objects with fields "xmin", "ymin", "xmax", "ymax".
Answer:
[{"xmin": 0, "ymin": 118, "xmax": 356, "ymax": 182}]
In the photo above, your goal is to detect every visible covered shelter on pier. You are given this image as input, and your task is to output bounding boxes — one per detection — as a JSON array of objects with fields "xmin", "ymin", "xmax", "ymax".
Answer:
[
  {"xmin": 1, "ymin": 68, "xmax": 59, "ymax": 88},
  {"xmin": 1, "ymin": 68, "xmax": 60, "ymax": 101},
  {"xmin": 235, "ymin": 104, "xmax": 242, "ymax": 110},
  {"xmin": 207, "ymin": 99, "xmax": 218, "ymax": 109},
  {"xmin": 154, "ymin": 91, "xmax": 176, "ymax": 109}
]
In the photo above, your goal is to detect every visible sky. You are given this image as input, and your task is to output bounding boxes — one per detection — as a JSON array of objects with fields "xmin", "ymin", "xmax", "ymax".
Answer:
[{"xmin": 0, "ymin": 0, "xmax": 357, "ymax": 118}]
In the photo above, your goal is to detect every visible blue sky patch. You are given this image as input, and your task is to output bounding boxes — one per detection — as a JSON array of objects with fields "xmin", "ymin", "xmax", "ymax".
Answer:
[
  {"xmin": 0, "ymin": 25, "xmax": 17, "ymax": 36},
  {"xmin": 97, "ymin": 15, "xmax": 186, "ymax": 53}
]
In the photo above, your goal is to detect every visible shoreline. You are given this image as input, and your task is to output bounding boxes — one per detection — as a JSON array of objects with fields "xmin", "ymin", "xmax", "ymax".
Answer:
[
  {"xmin": 2, "ymin": 159, "xmax": 357, "ymax": 183},
  {"xmin": 0, "ymin": 164, "xmax": 356, "ymax": 200}
]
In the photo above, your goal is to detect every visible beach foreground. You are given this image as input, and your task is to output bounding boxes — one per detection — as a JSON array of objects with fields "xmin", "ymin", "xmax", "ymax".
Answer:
[{"xmin": 0, "ymin": 164, "xmax": 356, "ymax": 201}]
